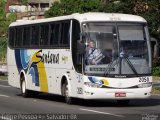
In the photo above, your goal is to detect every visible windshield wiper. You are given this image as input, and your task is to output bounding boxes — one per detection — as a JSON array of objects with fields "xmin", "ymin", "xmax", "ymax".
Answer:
[{"xmin": 122, "ymin": 55, "xmax": 138, "ymax": 75}]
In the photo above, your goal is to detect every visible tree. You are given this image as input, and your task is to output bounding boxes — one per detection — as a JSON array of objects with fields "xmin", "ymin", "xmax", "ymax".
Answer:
[
  {"xmin": 0, "ymin": 0, "xmax": 16, "ymax": 37},
  {"xmin": 45, "ymin": 0, "xmax": 160, "ymax": 40},
  {"xmin": 0, "ymin": 0, "xmax": 7, "ymax": 36},
  {"xmin": 0, "ymin": 0, "xmax": 6, "ymax": 20},
  {"xmin": 45, "ymin": 0, "xmax": 101, "ymax": 17},
  {"xmin": 100, "ymin": 0, "xmax": 160, "ymax": 40},
  {"xmin": 21, "ymin": 0, "xmax": 28, "ymax": 5},
  {"xmin": 134, "ymin": 0, "xmax": 160, "ymax": 40}
]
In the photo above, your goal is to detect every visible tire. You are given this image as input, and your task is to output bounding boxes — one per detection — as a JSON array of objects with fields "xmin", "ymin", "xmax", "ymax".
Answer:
[
  {"xmin": 63, "ymin": 81, "xmax": 73, "ymax": 104},
  {"xmin": 21, "ymin": 76, "xmax": 30, "ymax": 98},
  {"xmin": 117, "ymin": 100, "xmax": 130, "ymax": 105}
]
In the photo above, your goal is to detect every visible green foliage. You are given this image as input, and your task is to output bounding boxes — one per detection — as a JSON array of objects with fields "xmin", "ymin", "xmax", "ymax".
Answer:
[
  {"xmin": 7, "ymin": 13, "xmax": 17, "ymax": 22},
  {"xmin": 21, "ymin": 0, "xmax": 28, "ymax": 5},
  {"xmin": 153, "ymin": 58, "xmax": 160, "ymax": 67},
  {"xmin": 0, "ymin": 0, "xmax": 16, "ymax": 36},
  {"xmin": 0, "ymin": 0, "xmax": 6, "ymax": 20},
  {"xmin": 0, "ymin": 37, "xmax": 7, "ymax": 62},
  {"xmin": 152, "ymin": 58, "xmax": 160, "ymax": 76},
  {"xmin": 0, "ymin": 1, "xmax": 16, "ymax": 63},
  {"xmin": 45, "ymin": 0, "xmax": 101, "ymax": 17},
  {"xmin": 135, "ymin": 0, "xmax": 160, "ymax": 40},
  {"xmin": 0, "ymin": 13, "xmax": 16, "ymax": 36},
  {"xmin": 99, "ymin": 0, "xmax": 134, "ymax": 13},
  {"xmin": 0, "ymin": 8, "xmax": 5, "ymax": 20},
  {"xmin": 152, "ymin": 67, "xmax": 160, "ymax": 76},
  {"xmin": 45, "ymin": 0, "xmax": 160, "ymax": 40}
]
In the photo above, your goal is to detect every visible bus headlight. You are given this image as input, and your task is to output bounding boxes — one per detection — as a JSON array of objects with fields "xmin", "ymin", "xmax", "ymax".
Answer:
[
  {"xmin": 137, "ymin": 83, "xmax": 152, "ymax": 88},
  {"xmin": 84, "ymin": 82, "xmax": 102, "ymax": 88}
]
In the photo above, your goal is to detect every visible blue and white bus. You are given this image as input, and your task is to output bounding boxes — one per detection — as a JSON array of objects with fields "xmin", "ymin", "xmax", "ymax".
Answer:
[{"xmin": 8, "ymin": 12, "xmax": 152, "ymax": 104}]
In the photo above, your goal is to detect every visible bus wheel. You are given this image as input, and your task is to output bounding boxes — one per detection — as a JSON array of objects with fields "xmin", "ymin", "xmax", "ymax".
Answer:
[
  {"xmin": 117, "ymin": 100, "xmax": 130, "ymax": 105},
  {"xmin": 21, "ymin": 76, "xmax": 30, "ymax": 98},
  {"xmin": 63, "ymin": 81, "xmax": 72, "ymax": 104}
]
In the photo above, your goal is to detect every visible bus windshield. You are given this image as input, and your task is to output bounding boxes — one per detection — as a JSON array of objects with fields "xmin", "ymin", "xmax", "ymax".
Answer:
[{"xmin": 82, "ymin": 22, "xmax": 151, "ymax": 76}]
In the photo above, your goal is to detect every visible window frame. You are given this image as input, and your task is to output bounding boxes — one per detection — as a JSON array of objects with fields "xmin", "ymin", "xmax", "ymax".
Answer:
[{"xmin": 8, "ymin": 19, "xmax": 72, "ymax": 49}]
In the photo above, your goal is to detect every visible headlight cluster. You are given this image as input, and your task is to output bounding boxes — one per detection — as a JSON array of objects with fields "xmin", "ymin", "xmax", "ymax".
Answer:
[
  {"xmin": 84, "ymin": 82, "xmax": 102, "ymax": 88},
  {"xmin": 137, "ymin": 83, "xmax": 152, "ymax": 88}
]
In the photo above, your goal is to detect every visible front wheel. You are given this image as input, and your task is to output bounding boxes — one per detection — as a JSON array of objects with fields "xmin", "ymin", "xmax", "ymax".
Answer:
[{"xmin": 63, "ymin": 81, "xmax": 73, "ymax": 104}]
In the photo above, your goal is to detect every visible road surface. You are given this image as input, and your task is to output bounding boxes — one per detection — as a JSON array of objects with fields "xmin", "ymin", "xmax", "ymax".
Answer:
[{"xmin": 0, "ymin": 80, "xmax": 160, "ymax": 120}]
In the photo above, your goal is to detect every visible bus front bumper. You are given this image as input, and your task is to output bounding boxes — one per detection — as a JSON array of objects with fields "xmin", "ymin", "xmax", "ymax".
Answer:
[{"xmin": 82, "ymin": 87, "xmax": 152, "ymax": 99}]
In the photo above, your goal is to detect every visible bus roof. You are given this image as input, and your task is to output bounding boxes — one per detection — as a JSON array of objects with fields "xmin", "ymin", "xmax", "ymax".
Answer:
[{"xmin": 9, "ymin": 12, "xmax": 147, "ymax": 27}]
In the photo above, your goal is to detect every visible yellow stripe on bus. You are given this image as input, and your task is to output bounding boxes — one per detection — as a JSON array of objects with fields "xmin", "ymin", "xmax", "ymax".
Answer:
[{"xmin": 30, "ymin": 52, "xmax": 48, "ymax": 92}]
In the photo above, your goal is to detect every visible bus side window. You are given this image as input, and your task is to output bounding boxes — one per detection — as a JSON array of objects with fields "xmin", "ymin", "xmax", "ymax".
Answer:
[
  {"xmin": 31, "ymin": 26, "xmax": 39, "ymax": 47},
  {"xmin": 49, "ymin": 23, "xmax": 60, "ymax": 46},
  {"xmin": 23, "ymin": 27, "xmax": 30, "ymax": 47},
  {"xmin": 40, "ymin": 24, "xmax": 49, "ymax": 46},
  {"xmin": 60, "ymin": 21, "xmax": 70, "ymax": 46},
  {"xmin": 15, "ymin": 27, "xmax": 22, "ymax": 47},
  {"xmin": 54, "ymin": 24, "xmax": 60, "ymax": 46},
  {"xmin": 50, "ymin": 23, "xmax": 55, "ymax": 46}
]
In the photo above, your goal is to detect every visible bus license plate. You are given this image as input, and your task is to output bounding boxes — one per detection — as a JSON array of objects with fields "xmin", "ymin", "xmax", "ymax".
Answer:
[{"xmin": 115, "ymin": 92, "xmax": 126, "ymax": 97}]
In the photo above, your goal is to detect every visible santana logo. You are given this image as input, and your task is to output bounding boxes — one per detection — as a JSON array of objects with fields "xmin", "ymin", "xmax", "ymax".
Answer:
[
  {"xmin": 36, "ymin": 50, "xmax": 59, "ymax": 64},
  {"xmin": 14, "ymin": 49, "xmax": 60, "ymax": 92}
]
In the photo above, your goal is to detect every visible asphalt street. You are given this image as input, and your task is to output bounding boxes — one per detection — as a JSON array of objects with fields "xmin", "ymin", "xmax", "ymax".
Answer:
[{"xmin": 0, "ymin": 80, "xmax": 160, "ymax": 120}]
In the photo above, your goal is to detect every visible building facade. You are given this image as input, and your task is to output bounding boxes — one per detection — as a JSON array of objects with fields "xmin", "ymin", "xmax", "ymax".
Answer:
[
  {"xmin": 4, "ymin": 0, "xmax": 58, "ymax": 20},
  {"xmin": 27, "ymin": 0, "xmax": 58, "ymax": 19}
]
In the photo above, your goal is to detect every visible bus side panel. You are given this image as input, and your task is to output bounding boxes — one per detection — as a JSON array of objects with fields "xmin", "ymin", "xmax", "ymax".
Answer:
[
  {"xmin": 69, "ymin": 72, "xmax": 84, "ymax": 98},
  {"xmin": 53, "ymin": 49, "xmax": 78, "ymax": 96},
  {"xmin": 8, "ymin": 66, "xmax": 20, "ymax": 88},
  {"xmin": 8, "ymin": 48, "xmax": 80, "ymax": 97},
  {"xmin": 26, "ymin": 74, "xmax": 40, "ymax": 92},
  {"xmin": 21, "ymin": 49, "xmax": 48, "ymax": 93},
  {"xmin": 55, "ymin": 69, "xmax": 78, "ymax": 97},
  {"xmin": 46, "ymin": 68, "xmax": 56, "ymax": 94},
  {"xmin": 7, "ymin": 47, "xmax": 20, "ymax": 88}
]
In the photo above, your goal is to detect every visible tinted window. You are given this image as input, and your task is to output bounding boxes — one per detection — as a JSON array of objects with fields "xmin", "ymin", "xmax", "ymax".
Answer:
[
  {"xmin": 50, "ymin": 23, "xmax": 56, "ymax": 46},
  {"xmin": 61, "ymin": 22, "xmax": 70, "ymax": 46},
  {"xmin": 15, "ymin": 27, "xmax": 22, "ymax": 47},
  {"xmin": 23, "ymin": 27, "xmax": 30, "ymax": 47},
  {"xmin": 40, "ymin": 24, "xmax": 49, "ymax": 46},
  {"xmin": 9, "ymin": 20, "xmax": 71, "ymax": 48},
  {"xmin": 54, "ymin": 24, "xmax": 60, "ymax": 45},
  {"xmin": 31, "ymin": 26, "xmax": 39, "ymax": 46}
]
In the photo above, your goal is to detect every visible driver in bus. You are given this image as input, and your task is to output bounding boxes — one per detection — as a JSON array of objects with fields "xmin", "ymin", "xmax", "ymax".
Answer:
[{"xmin": 85, "ymin": 40, "xmax": 105, "ymax": 65}]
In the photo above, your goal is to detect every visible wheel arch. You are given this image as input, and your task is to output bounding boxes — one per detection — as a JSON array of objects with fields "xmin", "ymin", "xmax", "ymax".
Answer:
[{"xmin": 61, "ymin": 74, "xmax": 70, "ymax": 96}]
